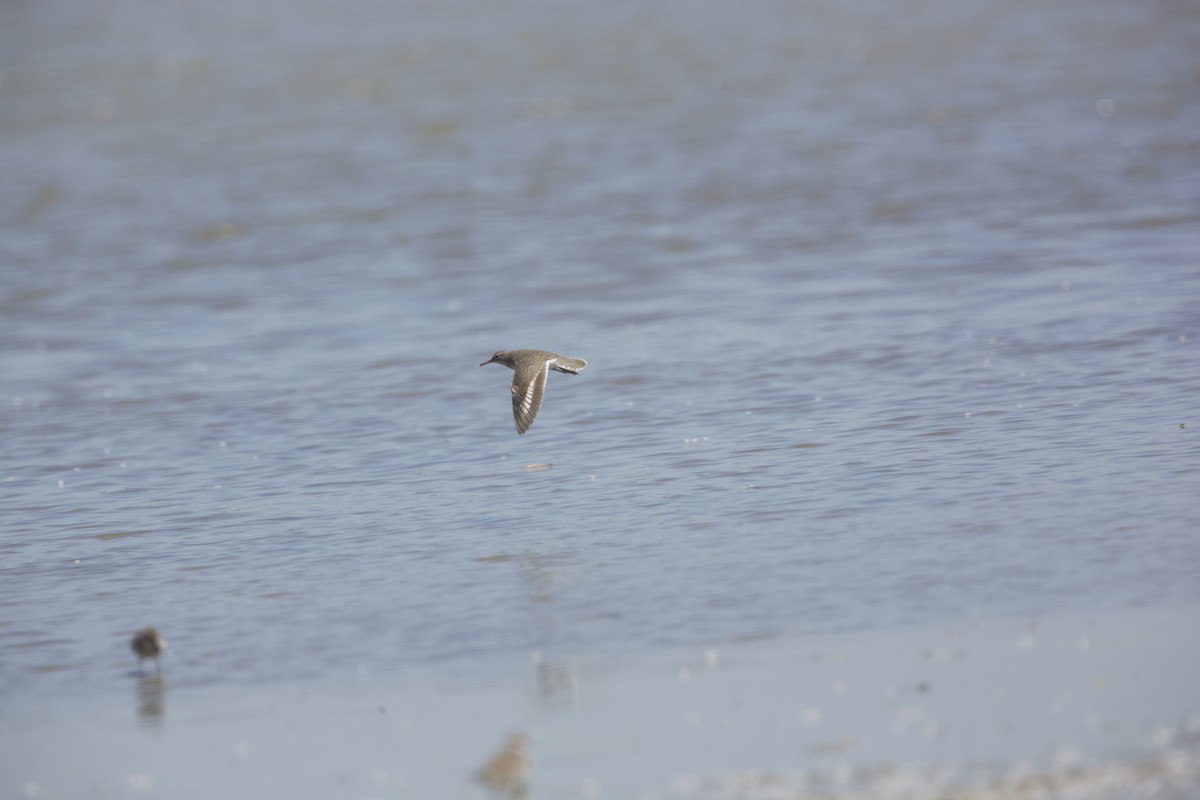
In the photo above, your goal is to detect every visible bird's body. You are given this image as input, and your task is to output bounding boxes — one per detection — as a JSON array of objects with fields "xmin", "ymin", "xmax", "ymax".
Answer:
[
  {"xmin": 480, "ymin": 349, "xmax": 586, "ymax": 435},
  {"xmin": 130, "ymin": 628, "xmax": 164, "ymax": 673},
  {"xmin": 475, "ymin": 732, "xmax": 530, "ymax": 797}
]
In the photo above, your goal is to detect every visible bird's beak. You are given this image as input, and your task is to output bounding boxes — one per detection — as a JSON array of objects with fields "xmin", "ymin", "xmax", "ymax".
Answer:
[{"xmin": 480, "ymin": 357, "xmax": 494, "ymax": 366}]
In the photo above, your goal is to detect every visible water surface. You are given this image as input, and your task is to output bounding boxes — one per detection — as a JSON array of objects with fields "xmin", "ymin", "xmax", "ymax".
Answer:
[{"xmin": 1, "ymin": 0, "xmax": 1197, "ymax": 705}]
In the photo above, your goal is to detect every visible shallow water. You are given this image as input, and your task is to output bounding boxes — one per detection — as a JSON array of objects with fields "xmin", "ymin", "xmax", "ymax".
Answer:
[
  {"xmin": 5, "ymin": 607, "xmax": 1200, "ymax": 799},
  {"xmin": 2, "ymin": 0, "xmax": 1198, "ymax": 707}
]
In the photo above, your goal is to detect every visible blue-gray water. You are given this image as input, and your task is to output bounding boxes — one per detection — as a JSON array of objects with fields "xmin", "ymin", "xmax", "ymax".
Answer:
[{"xmin": 2, "ymin": 0, "xmax": 1198, "ymax": 700}]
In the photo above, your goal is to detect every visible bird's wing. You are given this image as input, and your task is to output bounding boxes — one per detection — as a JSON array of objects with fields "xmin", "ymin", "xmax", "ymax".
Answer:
[{"xmin": 511, "ymin": 362, "xmax": 549, "ymax": 435}]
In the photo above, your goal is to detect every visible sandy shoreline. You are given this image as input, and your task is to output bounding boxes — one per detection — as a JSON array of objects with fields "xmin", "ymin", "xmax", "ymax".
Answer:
[{"xmin": 4, "ymin": 605, "xmax": 1198, "ymax": 799}]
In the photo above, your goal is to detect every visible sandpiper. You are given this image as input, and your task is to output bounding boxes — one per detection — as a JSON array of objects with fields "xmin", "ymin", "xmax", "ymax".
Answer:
[
  {"xmin": 480, "ymin": 350, "xmax": 587, "ymax": 435},
  {"xmin": 130, "ymin": 628, "xmax": 165, "ymax": 673},
  {"xmin": 475, "ymin": 732, "xmax": 530, "ymax": 798}
]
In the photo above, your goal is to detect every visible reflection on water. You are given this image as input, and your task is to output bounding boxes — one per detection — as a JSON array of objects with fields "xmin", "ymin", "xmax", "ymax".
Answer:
[
  {"xmin": 533, "ymin": 656, "xmax": 577, "ymax": 710},
  {"xmin": 134, "ymin": 674, "xmax": 165, "ymax": 729}
]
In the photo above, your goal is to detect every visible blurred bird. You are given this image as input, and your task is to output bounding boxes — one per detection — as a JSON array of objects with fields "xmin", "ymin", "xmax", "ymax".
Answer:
[
  {"xmin": 130, "ymin": 628, "xmax": 165, "ymax": 673},
  {"xmin": 475, "ymin": 732, "xmax": 530, "ymax": 798}
]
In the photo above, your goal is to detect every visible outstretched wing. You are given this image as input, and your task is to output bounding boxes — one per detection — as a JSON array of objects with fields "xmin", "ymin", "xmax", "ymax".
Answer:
[{"xmin": 511, "ymin": 362, "xmax": 549, "ymax": 435}]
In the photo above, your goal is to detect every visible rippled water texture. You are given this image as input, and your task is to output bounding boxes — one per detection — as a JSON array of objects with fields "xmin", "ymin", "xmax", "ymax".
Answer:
[{"xmin": 1, "ymin": 0, "xmax": 1198, "ymax": 698}]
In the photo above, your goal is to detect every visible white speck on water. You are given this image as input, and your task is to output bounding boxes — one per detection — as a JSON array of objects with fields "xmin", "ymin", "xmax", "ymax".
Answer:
[
  {"xmin": 126, "ymin": 773, "xmax": 154, "ymax": 790},
  {"xmin": 670, "ymin": 774, "xmax": 700, "ymax": 795},
  {"xmin": 1095, "ymin": 97, "xmax": 1116, "ymax": 118},
  {"xmin": 1151, "ymin": 727, "xmax": 1174, "ymax": 747},
  {"xmin": 892, "ymin": 705, "xmax": 926, "ymax": 735},
  {"xmin": 1052, "ymin": 747, "xmax": 1085, "ymax": 770},
  {"xmin": 57, "ymin": 480, "xmax": 64, "ymax": 488}
]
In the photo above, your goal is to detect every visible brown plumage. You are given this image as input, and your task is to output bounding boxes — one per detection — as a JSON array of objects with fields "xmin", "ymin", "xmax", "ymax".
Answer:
[
  {"xmin": 475, "ymin": 732, "xmax": 530, "ymax": 797},
  {"xmin": 480, "ymin": 349, "xmax": 587, "ymax": 435},
  {"xmin": 130, "ymin": 628, "xmax": 164, "ymax": 672}
]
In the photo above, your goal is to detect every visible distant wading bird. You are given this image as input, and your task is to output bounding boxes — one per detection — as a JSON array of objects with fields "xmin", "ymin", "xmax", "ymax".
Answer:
[
  {"xmin": 480, "ymin": 350, "xmax": 587, "ymax": 435},
  {"xmin": 475, "ymin": 732, "xmax": 530, "ymax": 798},
  {"xmin": 130, "ymin": 628, "xmax": 165, "ymax": 673}
]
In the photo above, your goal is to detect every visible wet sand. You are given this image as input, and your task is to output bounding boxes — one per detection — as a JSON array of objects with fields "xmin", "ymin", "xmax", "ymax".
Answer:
[{"xmin": 4, "ymin": 605, "xmax": 1197, "ymax": 799}]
